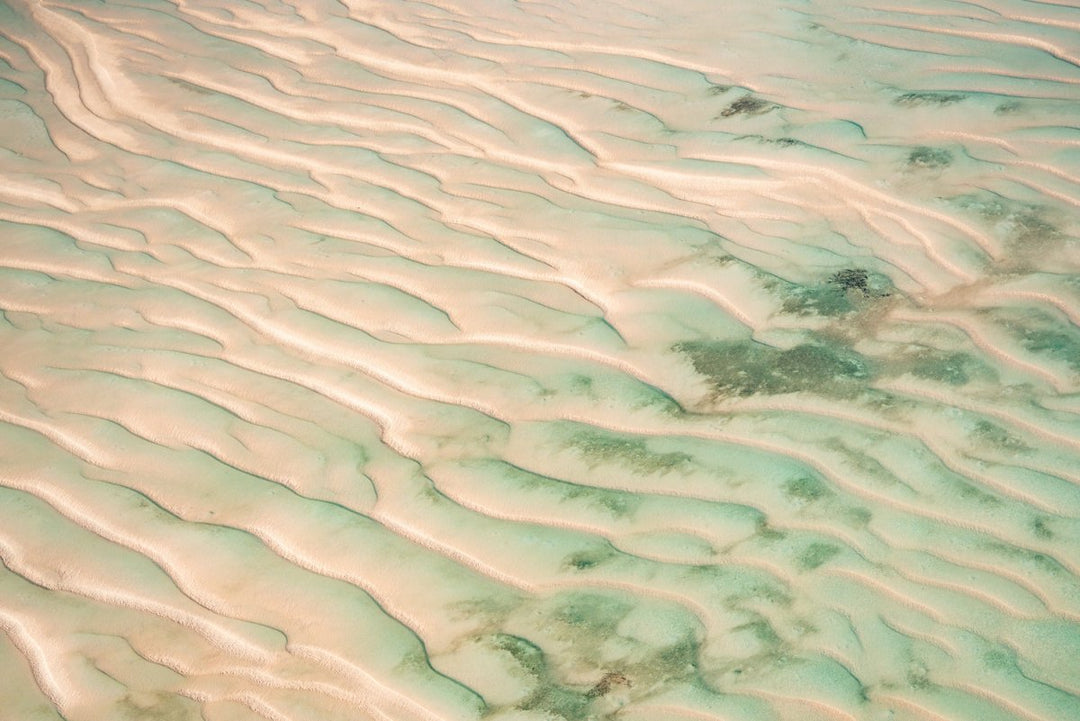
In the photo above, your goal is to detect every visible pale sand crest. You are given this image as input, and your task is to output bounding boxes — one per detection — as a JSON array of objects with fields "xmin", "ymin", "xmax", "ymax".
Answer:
[{"xmin": 0, "ymin": 0, "xmax": 1078, "ymax": 720}]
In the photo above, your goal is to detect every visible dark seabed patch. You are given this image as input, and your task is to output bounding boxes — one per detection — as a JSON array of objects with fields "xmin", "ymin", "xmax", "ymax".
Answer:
[
  {"xmin": 883, "ymin": 346, "xmax": 982, "ymax": 386},
  {"xmin": 783, "ymin": 474, "xmax": 834, "ymax": 505},
  {"xmin": 797, "ymin": 541, "xmax": 842, "ymax": 570},
  {"xmin": 780, "ymin": 268, "xmax": 893, "ymax": 317},
  {"xmin": 952, "ymin": 193, "xmax": 1069, "ymax": 269},
  {"xmin": 894, "ymin": 91, "xmax": 965, "ymax": 106},
  {"xmin": 907, "ymin": 146, "xmax": 952, "ymax": 169},
  {"xmin": 566, "ymin": 428, "xmax": 694, "ymax": 474},
  {"xmin": 989, "ymin": 307, "xmax": 1080, "ymax": 374},
  {"xmin": 719, "ymin": 95, "xmax": 775, "ymax": 117},
  {"xmin": 674, "ymin": 339, "xmax": 873, "ymax": 399}
]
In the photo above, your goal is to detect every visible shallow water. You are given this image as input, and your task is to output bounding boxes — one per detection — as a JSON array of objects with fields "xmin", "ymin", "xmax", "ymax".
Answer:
[{"xmin": 1, "ymin": 1, "xmax": 1079, "ymax": 720}]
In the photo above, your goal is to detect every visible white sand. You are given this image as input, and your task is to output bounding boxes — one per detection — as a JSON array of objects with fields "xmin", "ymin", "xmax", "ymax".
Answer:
[{"xmin": 1, "ymin": 0, "xmax": 1079, "ymax": 719}]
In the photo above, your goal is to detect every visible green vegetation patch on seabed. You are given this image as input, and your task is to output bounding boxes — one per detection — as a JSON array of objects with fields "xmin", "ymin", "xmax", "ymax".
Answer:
[
  {"xmin": 468, "ymin": 458, "xmax": 643, "ymax": 519},
  {"xmin": 116, "ymin": 692, "xmax": 198, "ymax": 721},
  {"xmin": 988, "ymin": 306, "xmax": 1080, "ymax": 374},
  {"xmin": 883, "ymin": 346, "xmax": 986, "ymax": 386},
  {"xmin": 459, "ymin": 632, "xmax": 592, "ymax": 721},
  {"xmin": 1018, "ymin": 326, "xmax": 1080, "ymax": 374},
  {"xmin": 562, "ymin": 543, "xmax": 620, "ymax": 572},
  {"xmin": 984, "ymin": 541, "xmax": 1068, "ymax": 576},
  {"xmin": 550, "ymin": 591, "xmax": 634, "ymax": 637},
  {"xmin": 970, "ymin": 419, "xmax": 1031, "ymax": 454},
  {"xmin": 560, "ymin": 371, "xmax": 684, "ymax": 415},
  {"xmin": 780, "ymin": 268, "xmax": 893, "ymax": 317},
  {"xmin": 489, "ymin": 590, "xmax": 712, "ymax": 720},
  {"xmin": 566, "ymin": 428, "xmax": 694, "ymax": 475},
  {"xmin": 952, "ymin": 192, "xmax": 1068, "ymax": 264},
  {"xmin": 783, "ymin": 474, "xmax": 834, "ymax": 504},
  {"xmin": 718, "ymin": 95, "xmax": 774, "ymax": 117},
  {"xmin": 796, "ymin": 541, "xmax": 842, "ymax": 570},
  {"xmin": 674, "ymin": 339, "xmax": 873, "ymax": 399},
  {"xmin": 894, "ymin": 91, "xmax": 966, "ymax": 106},
  {"xmin": 907, "ymin": 146, "xmax": 953, "ymax": 169},
  {"xmin": 954, "ymin": 193, "xmax": 1059, "ymax": 237}
]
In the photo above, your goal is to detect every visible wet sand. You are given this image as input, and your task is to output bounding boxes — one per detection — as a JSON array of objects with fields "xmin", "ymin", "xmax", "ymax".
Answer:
[{"xmin": 1, "ymin": 0, "xmax": 1079, "ymax": 720}]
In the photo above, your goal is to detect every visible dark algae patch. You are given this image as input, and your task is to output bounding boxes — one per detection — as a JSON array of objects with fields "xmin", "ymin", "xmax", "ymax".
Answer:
[
  {"xmin": 494, "ymin": 459, "xmax": 642, "ymax": 518},
  {"xmin": 647, "ymin": 632, "xmax": 702, "ymax": 680},
  {"xmin": 953, "ymin": 192, "xmax": 1066, "ymax": 266},
  {"xmin": 844, "ymin": 506, "xmax": 873, "ymax": 528},
  {"xmin": 585, "ymin": 671, "xmax": 631, "ymax": 698},
  {"xmin": 797, "ymin": 542, "xmax": 841, "ymax": 570},
  {"xmin": 986, "ymin": 541, "xmax": 1067, "ymax": 576},
  {"xmin": 783, "ymin": 475, "xmax": 832, "ymax": 504},
  {"xmin": 491, "ymin": 634, "xmax": 546, "ymax": 677},
  {"xmin": 1019, "ymin": 327, "xmax": 1080, "ymax": 373},
  {"xmin": 829, "ymin": 268, "xmax": 891, "ymax": 297},
  {"xmin": 898, "ymin": 348, "xmax": 976, "ymax": 386},
  {"xmin": 880, "ymin": 344, "xmax": 993, "ymax": 387},
  {"xmin": 908, "ymin": 350, "xmax": 972, "ymax": 385},
  {"xmin": 117, "ymin": 693, "xmax": 197, "ymax": 721},
  {"xmin": 907, "ymin": 146, "xmax": 952, "ymax": 169},
  {"xmin": 982, "ymin": 645, "xmax": 1018, "ymax": 671},
  {"xmin": 733, "ymin": 619, "xmax": 782, "ymax": 648},
  {"xmin": 675, "ymin": 339, "xmax": 872, "ymax": 399},
  {"xmin": 895, "ymin": 91, "xmax": 965, "ymax": 106},
  {"xmin": 735, "ymin": 134, "xmax": 812, "ymax": 149},
  {"xmin": 832, "ymin": 268, "xmax": 871, "ymax": 293},
  {"xmin": 906, "ymin": 664, "xmax": 932, "ymax": 690},
  {"xmin": 951, "ymin": 478, "xmax": 1001, "ymax": 507},
  {"xmin": 504, "ymin": 591, "xmax": 707, "ymax": 718},
  {"xmin": 1031, "ymin": 516, "xmax": 1054, "ymax": 540},
  {"xmin": 562, "ymin": 544, "xmax": 617, "ymax": 571},
  {"xmin": 568, "ymin": 428, "xmax": 693, "ymax": 474},
  {"xmin": 719, "ymin": 95, "xmax": 773, "ymax": 117},
  {"xmin": 971, "ymin": 420, "xmax": 1030, "ymax": 454},
  {"xmin": 522, "ymin": 685, "xmax": 592, "ymax": 721},
  {"xmin": 561, "ymin": 592, "xmax": 629, "ymax": 629},
  {"xmin": 483, "ymin": 634, "xmax": 593, "ymax": 721},
  {"xmin": 782, "ymin": 283, "xmax": 856, "ymax": 317},
  {"xmin": 781, "ymin": 268, "xmax": 892, "ymax": 317},
  {"xmin": 990, "ymin": 306, "xmax": 1080, "ymax": 374}
]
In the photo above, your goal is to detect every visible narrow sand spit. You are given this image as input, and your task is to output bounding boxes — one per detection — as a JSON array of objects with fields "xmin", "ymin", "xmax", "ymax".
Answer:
[{"xmin": 1, "ymin": 0, "xmax": 1078, "ymax": 719}]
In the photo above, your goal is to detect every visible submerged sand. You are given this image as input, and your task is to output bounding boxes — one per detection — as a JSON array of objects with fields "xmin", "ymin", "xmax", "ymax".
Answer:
[{"xmin": 0, "ymin": 0, "xmax": 1079, "ymax": 720}]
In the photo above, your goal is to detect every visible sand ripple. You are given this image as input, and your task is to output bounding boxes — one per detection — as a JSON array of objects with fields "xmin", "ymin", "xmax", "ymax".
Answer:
[{"xmin": 1, "ymin": 0, "xmax": 1078, "ymax": 720}]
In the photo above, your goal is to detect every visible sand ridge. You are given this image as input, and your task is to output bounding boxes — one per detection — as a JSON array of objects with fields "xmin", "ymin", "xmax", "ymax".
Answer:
[{"xmin": 1, "ymin": 0, "xmax": 1079, "ymax": 720}]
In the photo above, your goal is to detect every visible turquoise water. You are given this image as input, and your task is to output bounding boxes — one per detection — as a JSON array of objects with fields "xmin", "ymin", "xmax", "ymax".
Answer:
[{"xmin": 0, "ymin": 1, "xmax": 1078, "ymax": 720}]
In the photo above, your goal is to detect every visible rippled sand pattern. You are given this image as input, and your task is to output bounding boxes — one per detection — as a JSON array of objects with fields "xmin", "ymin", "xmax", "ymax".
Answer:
[{"xmin": 2, "ymin": 0, "xmax": 1080, "ymax": 720}]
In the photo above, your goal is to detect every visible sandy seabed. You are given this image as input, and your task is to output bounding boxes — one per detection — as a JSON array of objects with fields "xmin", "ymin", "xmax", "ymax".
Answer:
[{"xmin": 1, "ymin": 1, "xmax": 1079, "ymax": 720}]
